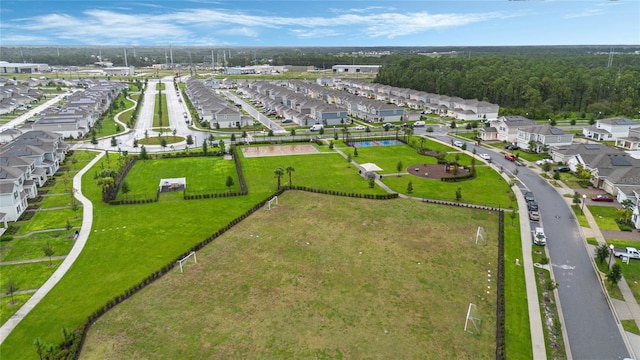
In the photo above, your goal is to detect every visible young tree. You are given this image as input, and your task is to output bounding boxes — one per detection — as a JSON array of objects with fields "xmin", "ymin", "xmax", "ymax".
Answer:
[
  {"xmin": 274, "ymin": 167, "xmax": 284, "ymax": 190},
  {"xmin": 133, "ymin": 138, "xmax": 138, "ymax": 148},
  {"xmin": 319, "ymin": 127, "xmax": 325, "ymax": 135},
  {"xmin": 139, "ymin": 145, "xmax": 148, "ymax": 160},
  {"xmin": 541, "ymin": 162, "xmax": 552, "ymax": 174},
  {"xmin": 353, "ymin": 147, "xmax": 358, "ymax": 157},
  {"xmin": 4, "ymin": 278, "xmax": 18, "ymax": 305},
  {"xmin": 41, "ymin": 242, "xmax": 55, "ymax": 266},
  {"xmin": 218, "ymin": 140, "xmax": 226, "ymax": 155},
  {"xmin": 553, "ymin": 171, "xmax": 561, "ymax": 180},
  {"xmin": 595, "ymin": 243, "xmax": 611, "ymax": 265},
  {"xmin": 286, "ymin": 166, "xmax": 295, "ymax": 186},
  {"xmin": 607, "ymin": 263, "xmax": 622, "ymax": 284},
  {"xmin": 570, "ymin": 119, "xmax": 577, "ymax": 128},
  {"xmin": 455, "ymin": 187, "xmax": 462, "ymax": 202},
  {"xmin": 186, "ymin": 135, "xmax": 193, "ymax": 146},
  {"xmin": 202, "ymin": 140, "xmax": 208, "ymax": 155},
  {"xmin": 230, "ymin": 133, "xmax": 236, "ymax": 142},
  {"xmin": 509, "ymin": 210, "xmax": 517, "ymax": 226},
  {"xmin": 110, "ymin": 136, "xmax": 117, "ymax": 147},
  {"xmin": 90, "ymin": 134, "xmax": 98, "ymax": 145},
  {"xmin": 368, "ymin": 175, "xmax": 375, "ymax": 188},
  {"xmin": 290, "ymin": 128, "xmax": 296, "ymax": 136},
  {"xmin": 160, "ymin": 138, "xmax": 167, "ymax": 149},
  {"xmin": 333, "ymin": 132, "xmax": 338, "ymax": 140},
  {"xmin": 172, "ymin": 128, "xmax": 177, "ymax": 137},
  {"xmin": 347, "ymin": 153, "xmax": 352, "ymax": 166},
  {"xmin": 407, "ymin": 181, "xmax": 413, "ymax": 194},
  {"xmin": 120, "ymin": 181, "xmax": 130, "ymax": 200},
  {"xmin": 65, "ymin": 219, "xmax": 72, "ymax": 231},
  {"xmin": 396, "ymin": 161, "xmax": 403, "ymax": 176},
  {"xmin": 225, "ymin": 175, "xmax": 234, "ymax": 192}
]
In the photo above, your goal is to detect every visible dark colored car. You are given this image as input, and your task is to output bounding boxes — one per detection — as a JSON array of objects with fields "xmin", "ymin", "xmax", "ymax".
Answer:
[
  {"xmin": 528, "ymin": 201, "xmax": 539, "ymax": 211},
  {"xmin": 281, "ymin": 119, "xmax": 293, "ymax": 123},
  {"xmin": 505, "ymin": 144, "xmax": 520, "ymax": 150},
  {"xmin": 524, "ymin": 191, "xmax": 535, "ymax": 203},
  {"xmin": 591, "ymin": 194, "xmax": 614, "ymax": 202},
  {"xmin": 553, "ymin": 167, "xmax": 571, "ymax": 172}
]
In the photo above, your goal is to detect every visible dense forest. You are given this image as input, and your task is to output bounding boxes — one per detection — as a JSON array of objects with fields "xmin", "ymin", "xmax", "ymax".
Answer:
[{"xmin": 374, "ymin": 55, "xmax": 640, "ymax": 119}]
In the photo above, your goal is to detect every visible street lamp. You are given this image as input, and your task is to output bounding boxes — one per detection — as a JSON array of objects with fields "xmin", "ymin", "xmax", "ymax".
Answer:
[
  {"xmin": 609, "ymin": 244, "xmax": 615, "ymax": 267},
  {"xmin": 581, "ymin": 194, "xmax": 587, "ymax": 213}
]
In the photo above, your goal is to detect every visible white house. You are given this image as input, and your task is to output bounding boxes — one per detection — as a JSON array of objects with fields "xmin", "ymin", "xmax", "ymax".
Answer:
[
  {"xmin": 516, "ymin": 125, "xmax": 574, "ymax": 153},
  {"xmin": 582, "ymin": 117, "xmax": 640, "ymax": 141},
  {"xmin": 485, "ymin": 116, "xmax": 537, "ymax": 143}
]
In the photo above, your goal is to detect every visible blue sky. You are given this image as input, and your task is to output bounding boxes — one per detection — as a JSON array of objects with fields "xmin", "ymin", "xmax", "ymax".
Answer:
[{"xmin": 1, "ymin": 1, "xmax": 638, "ymax": 46}]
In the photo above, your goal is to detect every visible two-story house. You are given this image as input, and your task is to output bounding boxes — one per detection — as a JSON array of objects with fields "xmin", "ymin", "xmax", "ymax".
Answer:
[
  {"xmin": 516, "ymin": 125, "xmax": 574, "ymax": 153},
  {"xmin": 583, "ymin": 117, "xmax": 640, "ymax": 141},
  {"xmin": 482, "ymin": 116, "xmax": 536, "ymax": 143}
]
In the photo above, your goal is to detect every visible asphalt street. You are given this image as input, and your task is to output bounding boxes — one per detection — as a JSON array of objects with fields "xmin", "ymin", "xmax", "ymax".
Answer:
[{"xmin": 438, "ymin": 135, "xmax": 630, "ymax": 360}]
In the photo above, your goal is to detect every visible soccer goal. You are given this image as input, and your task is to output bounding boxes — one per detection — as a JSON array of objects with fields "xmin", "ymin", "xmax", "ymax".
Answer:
[
  {"xmin": 177, "ymin": 251, "xmax": 197, "ymax": 273},
  {"xmin": 265, "ymin": 196, "xmax": 278, "ymax": 210},
  {"xmin": 475, "ymin": 226, "xmax": 488, "ymax": 245},
  {"xmin": 464, "ymin": 303, "xmax": 483, "ymax": 335}
]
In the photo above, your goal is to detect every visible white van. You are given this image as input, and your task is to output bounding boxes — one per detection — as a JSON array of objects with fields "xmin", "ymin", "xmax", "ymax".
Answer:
[
  {"xmin": 309, "ymin": 124, "xmax": 324, "ymax": 131},
  {"xmin": 533, "ymin": 227, "xmax": 547, "ymax": 246},
  {"xmin": 413, "ymin": 120, "xmax": 426, "ymax": 127}
]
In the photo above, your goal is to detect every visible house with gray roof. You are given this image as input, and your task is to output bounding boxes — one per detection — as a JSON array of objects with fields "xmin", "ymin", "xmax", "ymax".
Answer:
[
  {"xmin": 516, "ymin": 125, "xmax": 574, "ymax": 153},
  {"xmin": 485, "ymin": 116, "xmax": 537, "ymax": 143},
  {"xmin": 582, "ymin": 117, "xmax": 640, "ymax": 141},
  {"xmin": 552, "ymin": 143, "xmax": 640, "ymax": 195},
  {"xmin": 615, "ymin": 128, "xmax": 640, "ymax": 151}
]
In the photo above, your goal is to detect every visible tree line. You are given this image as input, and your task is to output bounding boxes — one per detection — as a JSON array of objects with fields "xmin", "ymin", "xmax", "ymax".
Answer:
[{"xmin": 374, "ymin": 54, "xmax": 640, "ymax": 119}]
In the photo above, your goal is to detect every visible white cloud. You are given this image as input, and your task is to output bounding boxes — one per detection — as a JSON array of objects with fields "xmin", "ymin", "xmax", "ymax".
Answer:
[
  {"xmin": 2, "ymin": 5, "xmax": 512, "ymax": 45},
  {"xmin": 564, "ymin": 1, "xmax": 618, "ymax": 19}
]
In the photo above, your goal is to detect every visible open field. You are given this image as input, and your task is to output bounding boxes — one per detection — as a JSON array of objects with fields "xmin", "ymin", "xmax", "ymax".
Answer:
[
  {"xmin": 0, "ymin": 152, "xmax": 270, "ymax": 359},
  {"xmin": 239, "ymin": 150, "xmax": 387, "ymax": 195},
  {"xmin": 117, "ymin": 156, "xmax": 240, "ymax": 200},
  {"xmin": 82, "ymin": 191, "xmax": 499, "ymax": 359}
]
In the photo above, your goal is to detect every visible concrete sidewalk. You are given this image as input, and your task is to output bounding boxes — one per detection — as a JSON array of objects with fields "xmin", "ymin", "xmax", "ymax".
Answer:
[
  {"xmin": 530, "ymin": 166, "xmax": 639, "ymax": 359},
  {"xmin": 0, "ymin": 150, "xmax": 104, "ymax": 344}
]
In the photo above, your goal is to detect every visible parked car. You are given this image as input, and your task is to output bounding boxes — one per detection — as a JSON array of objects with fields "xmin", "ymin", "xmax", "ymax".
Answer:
[
  {"xmin": 504, "ymin": 153, "xmax": 517, "ymax": 161},
  {"xmin": 536, "ymin": 159, "xmax": 554, "ymax": 165},
  {"xmin": 479, "ymin": 153, "xmax": 491, "ymax": 160},
  {"xmin": 382, "ymin": 123, "xmax": 393, "ymax": 131},
  {"xmin": 413, "ymin": 120, "xmax": 426, "ymax": 127},
  {"xmin": 553, "ymin": 167, "xmax": 571, "ymax": 172},
  {"xmin": 529, "ymin": 210, "xmax": 540, "ymax": 221},
  {"xmin": 309, "ymin": 124, "xmax": 324, "ymax": 131},
  {"xmin": 453, "ymin": 140, "xmax": 464, "ymax": 148},
  {"xmin": 505, "ymin": 144, "xmax": 520, "ymax": 150},
  {"xmin": 353, "ymin": 125, "xmax": 366, "ymax": 130},
  {"xmin": 591, "ymin": 194, "xmax": 614, "ymax": 202},
  {"xmin": 282, "ymin": 119, "xmax": 293, "ymax": 124},
  {"xmin": 527, "ymin": 201, "xmax": 539, "ymax": 211},
  {"xmin": 400, "ymin": 123, "xmax": 412, "ymax": 128},
  {"xmin": 524, "ymin": 191, "xmax": 535, "ymax": 203},
  {"xmin": 533, "ymin": 227, "xmax": 547, "ymax": 246}
]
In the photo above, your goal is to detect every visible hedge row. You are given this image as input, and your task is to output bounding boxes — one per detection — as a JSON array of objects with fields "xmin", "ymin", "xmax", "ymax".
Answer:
[
  {"xmin": 496, "ymin": 212, "xmax": 506, "ymax": 359},
  {"xmin": 440, "ymin": 171, "xmax": 477, "ymax": 182},
  {"xmin": 183, "ymin": 191, "xmax": 247, "ymax": 200}
]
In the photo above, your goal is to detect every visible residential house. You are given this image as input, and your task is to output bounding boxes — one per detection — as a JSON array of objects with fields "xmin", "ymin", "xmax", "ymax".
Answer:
[
  {"xmin": 616, "ymin": 128, "xmax": 640, "ymax": 151},
  {"xmin": 485, "ymin": 116, "xmax": 537, "ymax": 143},
  {"xmin": 582, "ymin": 117, "xmax": 640, "ymax": 141},
  {"xmin": 516, "ymin": 125, "xmax": 574, "ymax": 153}
]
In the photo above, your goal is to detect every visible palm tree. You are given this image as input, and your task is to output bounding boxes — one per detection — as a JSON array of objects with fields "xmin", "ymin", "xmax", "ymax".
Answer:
[
  {"xmin": 286, "ymin": 166, "xmax": 295, "ymax": 186},
  {"xmin": 274, "ymin": 167, "xmax": 284, "ymax": 190}
]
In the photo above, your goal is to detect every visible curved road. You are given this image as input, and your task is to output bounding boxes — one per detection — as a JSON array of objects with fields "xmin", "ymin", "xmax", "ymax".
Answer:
[{"xmin": 432, "ymin": 134, "xmax": 630, "ymax": 360}]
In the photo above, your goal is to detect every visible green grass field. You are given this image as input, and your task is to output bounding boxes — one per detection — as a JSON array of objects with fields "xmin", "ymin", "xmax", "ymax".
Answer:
[
  {"xmin": 0, "ymin": 145, "xmax": 529, "ymax": 359},
  {"xmin": 81, "ymin": 192, "xmax": 499, "ymax": 359},
  {"xmin": 239, "ymin": 150, "xmax": 387, "ymax": 195},
  {"xmin": 0, "ymin": 230, "xmax": 75, "ymax": 262},
  {"xmin": 153, "ymin": 93, "xmax": 169, "ymax": 127},
  {"xmin": 118, "ymin": 156, "xmax": 241, "ymax": 199},
  {"xmin": 588, "ymin": 205, "xmax": 623, "ymax": 231},
  {"xmin": 0, "ymin": 153, "xmax": 269, "ymax": 360}
]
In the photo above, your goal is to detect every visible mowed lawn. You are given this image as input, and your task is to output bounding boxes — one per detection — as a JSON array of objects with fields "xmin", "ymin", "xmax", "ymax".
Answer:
[
  {"xmin": 238, "ymin": 150, "xmax": 387, "ymax": 195},
  {"xmin": 117, "ymin": 156, "xmax": 241, "ymax": 199},
  {"xmin": 0, "ymin": 154, "xmax": 269, "ymax": 360},
  {"xmin": 82, "ymin": 191, "xmax": 499, "ymax": 359}
]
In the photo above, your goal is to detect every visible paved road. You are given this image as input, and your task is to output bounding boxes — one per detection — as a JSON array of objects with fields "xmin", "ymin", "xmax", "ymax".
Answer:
[
  {"xmin": 0, "ymin": 92, "xmax": 71, "ymax": 132},
  {"xmin": 440, "ymin": 136, "xmax": 630, "ymax": 359}
]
